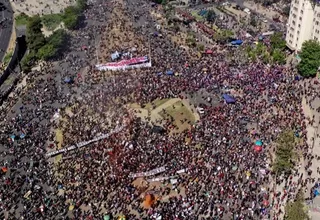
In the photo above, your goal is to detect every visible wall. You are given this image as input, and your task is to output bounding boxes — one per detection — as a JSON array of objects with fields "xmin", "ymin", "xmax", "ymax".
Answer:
[{"xmin": 0, "ymin": 35, "xmax": 27, "ymax": 85}]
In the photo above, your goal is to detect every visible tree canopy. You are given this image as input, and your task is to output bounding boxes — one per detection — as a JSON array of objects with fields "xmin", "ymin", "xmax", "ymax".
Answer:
[
  {"xmin": 37, "ymin": 29, "xmax": 68, "ymax": 60},
  {"xmin": 270, "ymin": 32, "xmax": 286, "ymax": 51},
  {"xmin": 273, "ymin": 130, "xmax": 297, "ymax": 174},
  {"xmin": 26, "ymin": 15, "xmax": 46, "ymax": 52},
  {"xmin": 272, "ymin": 48, "xmax": 286, "ymax": 65},
  {"xmin": 63, "ymin": 6, "xmax": 81, "ymax": 30},
  {"xmin": 298, "ymin": 40, "xmax": 320, "ymax": 78},
  {"xmin": 23, "ymin": 18, "xmax": 69, "ymax": 72},
  {"xmin": 284, "ymin": 190, "xmax": 309, "ymax": 220},
  {"xmin": 206, "ymin": 10, "xmax": 216, "ymax": 23}
]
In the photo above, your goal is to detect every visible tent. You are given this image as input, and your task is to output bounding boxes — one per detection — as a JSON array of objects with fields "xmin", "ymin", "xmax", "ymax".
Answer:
[
  {"xmin": 314, "ymin": 189, "xmax": 320, "ymax": 197},
  {"xmin": 205, "ymin": 49, "xmax": 213, "ymax": 54},
  {"xmin": 255, "ymin": 140, "xmax": 263, "ymax": 146},
  {"xmin": 254, "ymin": 145, "xmax": 262, "ymax": 152},
  {"xmin": 104, "ymin": 215, "xmax": 110, "ymax": 220},
  {"xmin": 64, "ymin": 77, "xmax": 73, "ymax": 84},
  {"xmin": 295, "ymin": 75, "xmax": 302, "ymax": 81},
  {"xmin": 231, "ymin": 40, "xmax": 243, "ymax": 45},
  {"xmin": 111, "ymin": 51, "xmax": 120, "ymax": 61},
  {"xmin": 166, "ymin": 70, "xmax": 174, "ymax": 75},
  {"xmin": 222, "ymin": 94, "xmax": 235, "ymax": 104}
]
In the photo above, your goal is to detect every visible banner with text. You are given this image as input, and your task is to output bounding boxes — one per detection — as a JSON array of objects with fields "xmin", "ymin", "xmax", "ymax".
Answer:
[{"xmin": 46, "ymin": 125, "xmax": 125, "ymax": 157}]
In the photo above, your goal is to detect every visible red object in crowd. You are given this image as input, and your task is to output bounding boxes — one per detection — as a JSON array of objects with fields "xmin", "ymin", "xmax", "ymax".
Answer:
[
  {"xmin": 205, "ymin": 49, "xmax": 213, "ymax": 54},
  {"xmin": 254, "ymin": 145, "xmax": 262, "ymax": 152}
]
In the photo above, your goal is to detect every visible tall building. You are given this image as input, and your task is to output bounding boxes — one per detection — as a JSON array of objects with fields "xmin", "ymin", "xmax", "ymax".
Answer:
[{"xmin": 286, "ymin": 0, "xmax": 320, "ymax": 51}]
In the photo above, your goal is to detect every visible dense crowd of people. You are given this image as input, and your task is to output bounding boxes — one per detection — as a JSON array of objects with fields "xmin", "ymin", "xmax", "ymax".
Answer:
[{"xmin": 0, "ymin": 0, "xmax": 320, "ymax": 219}]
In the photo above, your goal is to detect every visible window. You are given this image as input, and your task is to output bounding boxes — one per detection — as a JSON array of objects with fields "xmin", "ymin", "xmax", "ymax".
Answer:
[
  {"xmin": 299, "ymin": 17, "xmax": 302, "ymax": 21},
  {"xmin": 300, "ymin": 10, "xmax": 303, "ymax": 14},
  {"xmin": 298, "ymin": 24, "xmax": 301, "ymax": 28},
  {"xmin": 315, "ymin": 37, "xmax": 318, "ymax": 41},
  {"xmin": 317, "ymin": 21, "xmax": 319, "ymax": 25},
  {"xmin": 297, "ymin": 31, "xmax": 300, "ymax": 35}
]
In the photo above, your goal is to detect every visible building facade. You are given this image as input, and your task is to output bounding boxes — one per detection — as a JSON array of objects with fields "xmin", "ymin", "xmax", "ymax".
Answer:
[{"xmin": 286, "ymin": 0, "xmax": 319, "ymax": 51}]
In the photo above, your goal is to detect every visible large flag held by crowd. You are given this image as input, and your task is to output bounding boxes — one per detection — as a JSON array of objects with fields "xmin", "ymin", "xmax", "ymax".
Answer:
[{"xmin": 96, "ymin": 56, "xmax": 151, "ymax": 71}]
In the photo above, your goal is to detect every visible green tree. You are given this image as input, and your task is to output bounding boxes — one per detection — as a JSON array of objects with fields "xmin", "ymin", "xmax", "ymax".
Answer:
[
  {"xmin": 206, "ymin": 10, "xmax": 216, "ymax": 23},
  {"xmin": 298, "ymin": 40, "xmax": 320, "ymax": 77},
  {"xmin": 76, "ymin": 0, "xmax": 87, "ymax": 11},
  {"xmin": 270, "ymin": 32, "xmax": 286, "ymax": 51},
  {"xmin": 273, "ymin": 130, "xmax": 297, "ymax": 174},
  {"xmin": 63, "ymin": 6, "xmax": 80, "ymax": 29},
  {"xmin": 250, "ymin": 17, "xmax": 257, "ymax": 27},
  {"xmin": 262, "ymin": 52, "xmax": 270, "ymax": 64},
  {"xmin": 256, "ymin": 42, "xmax": 266, "ymax": 55},
  {"xmin": 37, "ymin": 44, "xmax": 57, "ymax": 60},
  {"xmin": 213, "ymin": 29, "xmax": 234, "ymax": 43},
  {"xmin": 197, "ymin": 44, "xmax": 205, "ymax": 52},
  {"xmin": 283, "ymin": 5, "xmax": 291, "ymax": 17},
  {"xmin": 21, "ymin": 51, "xmax": 37, "ymax": 73},
  {"xmin": 26, "ymin": 15, "xmax": 46, "ymax": 52},
  {"xmin": 284, "ymin": 190, "xmax": 309, "ymax": 220},
  {"xmin": 37, "ymin": 29, "xmax": 68, "ymax": 60},
  {"xmin": 272, "ymin": 48, "xmax": 286, "ymax": 64},
  {"xmin": 47, "ymin": 29, "xmax": 68, "ymax": 50}
]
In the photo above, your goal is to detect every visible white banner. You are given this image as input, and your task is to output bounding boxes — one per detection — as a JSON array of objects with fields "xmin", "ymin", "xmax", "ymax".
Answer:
[
  {"xmin": 129, "ymin": 166, "xmax": 166, "ymax": 178},
  {"xmin": 147, "ymin": 176, "xmax": 177, "ymax": 182},
  {"xmin": 96, "ymin": 61, "xmax": 151, "ymax": 71},
  {"xmin": 46, "ymin": 125, "xmax": 126, "ymax": 157}
]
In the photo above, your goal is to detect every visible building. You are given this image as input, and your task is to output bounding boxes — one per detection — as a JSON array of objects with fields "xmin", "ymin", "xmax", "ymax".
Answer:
[{"xmin": 286, "ymin": 0, "xmax": 320, "ymax": 51}]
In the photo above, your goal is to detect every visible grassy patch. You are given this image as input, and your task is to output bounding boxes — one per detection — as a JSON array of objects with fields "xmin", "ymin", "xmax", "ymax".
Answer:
[
  {"xmin": 3, "ymin": 51, "xmax": 13, "ymax": 66},
  {"xmin": 3, "ymin": 76, "xmax": 15, "ymax": 85},
  {"xmin": 15, "ymin": 13, "xmax": 30, "ymax": 26},
  {"xmin": 191, "ymin": 11, "xmax": 204, "ymax": 21},
  {"xmin": 144, "ymin": 99, "xmax": 170, "ymax": 111},
  {"xmin": 159, "ymin": 101, "xmax": 195, "ymax": 133},
  {"xmin": 42, "ymin": 13, "xmax": 64, "ymax": 31},
  {"xmin": 54, "ymin": 128, "xmax": 64, "ymax": 163}
]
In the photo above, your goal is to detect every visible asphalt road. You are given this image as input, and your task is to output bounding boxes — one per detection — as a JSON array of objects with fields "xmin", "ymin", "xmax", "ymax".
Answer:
[{"xmin": 0, "ymin": 0, "xmax": 13, "ymax": 61}]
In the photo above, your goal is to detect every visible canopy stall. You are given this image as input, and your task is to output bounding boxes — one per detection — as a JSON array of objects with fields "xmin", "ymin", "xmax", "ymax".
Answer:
[
  {"xmin": 231, "ymin": 40, "xmax": 243, "ymax": 45},
  {"xmin": 222, "ymin": 94, "xmax": 235, "ymax": 104},
  {"xmin": 166, "ymin": 70, "xmax": 174, "ymax": 76}
]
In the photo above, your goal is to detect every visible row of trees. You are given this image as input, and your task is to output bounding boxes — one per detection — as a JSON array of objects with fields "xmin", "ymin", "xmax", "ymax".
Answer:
[
  {"xmin": 64, "ymin": 0, "xmax": 87, "ymax": 29},
  {"xmin": 273, "ymin": 131, "xmax": 309, "ymax": 220},
  {"xmin": 21, "ymin": 0, "xmax": 87, "ymax": 72},
  {"xmin": 22, "ymin": 16, "xmax": 69, "ymax": 72},
  {"xmin": 245, "ymin": 32, "xmax": 286, "ymax": 64}
]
